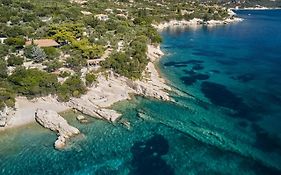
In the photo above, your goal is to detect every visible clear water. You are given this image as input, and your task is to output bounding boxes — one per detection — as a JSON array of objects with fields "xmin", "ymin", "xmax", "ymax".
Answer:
[{"xmin": 1, "ymin": 10, "xmax": 281, "ymax": 175}]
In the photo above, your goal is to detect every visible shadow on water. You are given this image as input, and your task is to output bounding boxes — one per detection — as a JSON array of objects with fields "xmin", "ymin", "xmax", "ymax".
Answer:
[
  {"xmin": 181, "ymin": 74, "xmax": 210, "ymax": 86},
  {"xmin": 231, "ymin": 73, "xmax": 256, "ymax": 83},
  {"xmin": 163, "ymin": 60, "xmax": 204, "ymax": 67},
  {"xmin": 251, "ymin": 124, "xmax": 281, "ymax": 154},
  {"xmin": 216, "ymin": 60, "xmax": 238, "ymax": 66},
  {"xmin": 180, "ymin": 66, "xmax": 209, "ymax": 86},
  {"xmin": 192, "ymin": 64, "xmax": 204, "ymax": 70},
  {"xmin": 192, "ymin": 48, "xmax": 225, "ymax": 58},
  {"xmin": 200, "ymin": 81, "xmax": 260, "ymax": 121},
  {"xmin": 130, "ymin": 134, "xmax": 174, "ymax": 175}
]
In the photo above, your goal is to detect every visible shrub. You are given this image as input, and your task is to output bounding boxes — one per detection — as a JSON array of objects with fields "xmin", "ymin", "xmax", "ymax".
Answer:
[
  {"xmin": 43, "ymin": 47, "xmax": 60, "ymax": 60},
  {"xmin": 7, "ymin": 55, "xmax": 24, "ymax": 66},
  {"xmin": 4, "ymin": 37, "xmax": 25, "ymax": 48},
  {"xmin": 0, "ymin": 59, "xmax": 7, "ymax": 79},
  {"xmin": 85, "ymin": 72, "xmax": 97, "ymax": 86}
]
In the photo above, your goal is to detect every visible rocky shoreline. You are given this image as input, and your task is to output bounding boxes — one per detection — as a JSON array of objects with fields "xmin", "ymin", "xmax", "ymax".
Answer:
[
  {"xmin": 0, "ymin": 9, "xmax": 243, "ymax": 149},
  {"xmin": 152, "ymin": 9, "xmax": 243, "ymax": 31},
  {"xmin": 35, "ymin": 109, "xmax": 80, "ymax": 149},
  {"xmin": 0, "ymin": 44, "xmax": 171, "ymax": 149}
]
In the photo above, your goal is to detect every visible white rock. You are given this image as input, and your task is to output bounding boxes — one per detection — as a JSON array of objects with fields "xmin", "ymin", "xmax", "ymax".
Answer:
[
  {"xmin": 35, "ymin": 109, "xmax": 80, "ymax": 149},
  {"xmin": 0, "ymin": 106, "xmax": 15, "ymax": 127}
]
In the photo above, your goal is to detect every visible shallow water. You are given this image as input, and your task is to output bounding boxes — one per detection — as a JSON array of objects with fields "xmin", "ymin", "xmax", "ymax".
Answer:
[{"xmin": 1, "ymin": 10, "xmax": 281, "ymax": 175}]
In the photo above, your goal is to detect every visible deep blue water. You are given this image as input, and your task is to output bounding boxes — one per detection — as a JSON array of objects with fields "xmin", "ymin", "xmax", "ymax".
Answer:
[{"xmin": 1, "ymin": 10, "xmax": 281, "ymax": 175}]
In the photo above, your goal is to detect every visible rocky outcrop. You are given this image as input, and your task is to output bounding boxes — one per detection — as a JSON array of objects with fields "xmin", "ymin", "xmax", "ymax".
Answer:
[
  {"xmin": 0, "ymin": 106, "xmax": 15, "ymax": 127},
  {"xmin": 147, "ymin": 45, "xmax": 164, "ymax": 62},
  {"xmin": 68, "ymin": 98, "xmax": 122, "ymax": 122},
  {"xmin": 65, "ymin": 44, "xmax": 170, "ymax": 122},
  {"xmin": 152, "ymin": 14, "xmax": 243, "ymax": 31},
  {"xmin": 35, "ymin": 109, "xmax": 80, "ymax": 149}
]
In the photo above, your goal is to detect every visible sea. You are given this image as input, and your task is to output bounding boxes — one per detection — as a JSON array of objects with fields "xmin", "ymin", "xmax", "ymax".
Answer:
[{"xmin": 1, "ymin": 10, "xmax": 281, "ymax": 175}]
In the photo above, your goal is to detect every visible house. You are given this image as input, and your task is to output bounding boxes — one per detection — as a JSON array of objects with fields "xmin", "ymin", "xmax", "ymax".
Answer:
[
  {"xmin": 25, "ymin": 39, "xmax": 59, "ymax": 48},
  {"xmin": 0, "ymin": 37, "xmax": 7, "ymax": 44},
  {"xmin": 95, "ymin": 14, "xmax": 109, "ymax": 21}
]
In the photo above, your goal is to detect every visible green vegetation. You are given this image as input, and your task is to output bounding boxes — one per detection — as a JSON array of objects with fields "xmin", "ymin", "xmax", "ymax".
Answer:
[
  {"xmin": 43, "ymin": 47, "xmax": 60, "ymax": 60},
  {"xmin": 30, "ymin": 46, "xmax": 46, "ymax": 63},
  {"xmin": 0, "ymin": 59, "xmax": 8, "ymax": 79},
  {"xmin": 0, "ymin": 81, "xmax": 15, "ymax": 109},
  {"xmin": 8, "ymin": 67, "xmax": 58, "ymax": 97},
  {"xmin": 85, "ymin": 72, "xmax": 97, "ymax": 86},
  {"xmin": 0, "ymin": 0, "xmax": 233, "ymax": 108},
  {"xmin": 4, "ymin": 37, "xmax": 25, "ymax": 48},
  {"xmin": 57, "ymin": 75, "xmax": 87, "ymax": 101},
  {"xmin": 44, "ymin": 59, "xmax": 63, "ymax": 72},
  {"xmin": 101, "ymin": 36, "xmax": 149, "ymax": 79},
  {"xmin": 7, "ymin": 55, "xmax": 24, "ymax": 66}
]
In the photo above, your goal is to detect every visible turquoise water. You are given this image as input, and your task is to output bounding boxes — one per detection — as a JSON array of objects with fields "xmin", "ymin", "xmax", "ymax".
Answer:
[{"xmin": 1, "ymin": 10, "xmax": 281, "ymax": 174}]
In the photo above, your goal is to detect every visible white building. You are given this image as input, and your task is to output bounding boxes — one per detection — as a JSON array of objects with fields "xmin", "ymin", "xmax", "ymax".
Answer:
[{"xmin": 0, "ymin": 37, "xmax": 7, "ymax": 44}]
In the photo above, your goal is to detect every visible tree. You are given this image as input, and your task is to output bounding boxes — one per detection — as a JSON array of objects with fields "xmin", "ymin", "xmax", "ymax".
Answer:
[
  {"xmin": 30, "ymin": 46, "xmax": 47, "ymax": 63},
  {"xmin": 65, "ymin": 55, "xmax": 87, "ymax": 71},
  {"xmin": 8, "ymin": 67, "xmax": 58, "ymax": 97},
  {"xmin": 0, "ymin": 59, "xmax": 7, "ymax": 78},
  {"xmin": 0, "ymin": 81, "xmax": 15, "ymax": 109}
]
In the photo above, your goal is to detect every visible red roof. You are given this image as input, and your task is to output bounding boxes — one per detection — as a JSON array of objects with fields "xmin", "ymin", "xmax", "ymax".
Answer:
[{"xmin": 25, "ymin": 39, "xmax": 59, "ymax": 47}]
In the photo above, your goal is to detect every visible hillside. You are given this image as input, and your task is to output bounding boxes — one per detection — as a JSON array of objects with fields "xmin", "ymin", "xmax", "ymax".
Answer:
[{"xmin": 203, "ymin": 0, "xmax": 281, "ymax": 8}]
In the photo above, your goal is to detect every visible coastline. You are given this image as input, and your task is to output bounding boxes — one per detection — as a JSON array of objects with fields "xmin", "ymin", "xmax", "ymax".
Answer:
[
  {"xmin": 232, "ymin": 7, "xmax": 281, "ymax": 10},
  {"xmin": 152, "ymin": 9, "xmax": 243, "ymax": 31},
  {"xmin": 152, "ymin": 17, "xmax": 243, "ymax": 31},
  {"xmin": 0, "ymin": 10, "xmax": 244, "ymax": 149},
  {"xmin": 0, "ymin": 44, "xmax": 170, "ymax": 133}
]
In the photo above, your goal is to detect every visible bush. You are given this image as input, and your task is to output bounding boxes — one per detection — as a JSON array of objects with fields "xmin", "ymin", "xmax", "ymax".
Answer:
[
  {"xmin": 0, "ymin": 44, "xmax": 9, "ymax": 57},
  {"xmin": 44, "ymin": 59, "xmax": 63, "ymax": 72},
  {"xmin": 0, "ymin": 59, "xmax": 7, "ymax": 79},
  {"xmin": 43, "ymin": 47, "xmax": 60, "ymax": 59},
  {"xmin": 85, "ymin": 72, "xmax": 97, "ymax": 86},
  {"xmin": 59, "ymin": 71, "xmax": 71, "ymax": 78},
  {"xmin": 4, "ymin": 37, "xmax": 25, "ymax": 48},
  {"xmin": 7, "ymin": 55, "xmax": 24, "ymax": 66},
  {"xmin": 24, "ymin": 45, "xmax": 33, "ymax": 59}
]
